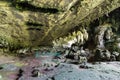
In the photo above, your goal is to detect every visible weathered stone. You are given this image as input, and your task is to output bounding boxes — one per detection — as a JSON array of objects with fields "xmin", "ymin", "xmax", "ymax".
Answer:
[
  {"xmin": 94, "ymin": 49, "xmax": 111, "ymax": 61},
  {"xmin": 0, "ymin": 0, "xmax": 119, "ymax": 48},
  {"xmin": 31, "ymin": 69, "xmax": 40, "ymax": 77},
  {"xmin": 95, "ymin": 24, "xmax": 112, "ymax": 48},
  {"xmin": 110, "ymin": 54, "xmax": 116, "ymax": 61},
  {"xmin": 112, "ymin": 51, "xmax": 119, "ymax": 57},
  {"xmin": 105, "ymin": 36, "xmax": 120, "ymax": 53}
]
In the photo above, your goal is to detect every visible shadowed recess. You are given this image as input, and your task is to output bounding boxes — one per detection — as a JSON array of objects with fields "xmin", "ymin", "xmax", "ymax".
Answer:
[
  {"xmin": 26, "ymin": 22, "xmax": 44, "ymax": 26},
  {"xmin": 26, "ymin": 28, "xmax": 41, "ymax": 31},
  {"xmin": 12, "ymin": 1, "xmax": 59, "ymax": 13}
]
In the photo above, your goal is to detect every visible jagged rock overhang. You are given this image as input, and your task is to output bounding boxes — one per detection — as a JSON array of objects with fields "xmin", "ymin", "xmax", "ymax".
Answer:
[
  {"xmin": 51, "ymin": 7, "xmax": 120, "ymax": 48},
  {"xmin": 0, "ymin": 0, "xmax": 120, "ymax": 47},
  {"xmin": 38, "ymin": 0, "xmax": 120, "ymax": 46}
]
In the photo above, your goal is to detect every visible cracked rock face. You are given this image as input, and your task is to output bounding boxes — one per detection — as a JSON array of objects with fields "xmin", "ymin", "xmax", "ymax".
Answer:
[
  {"xmin": 0, "ymin": 0, "xmax": 120, "ymax": 49},
  {"xmin": 17, "ymin": 0, "xmax": 79, "ymax": 11}
]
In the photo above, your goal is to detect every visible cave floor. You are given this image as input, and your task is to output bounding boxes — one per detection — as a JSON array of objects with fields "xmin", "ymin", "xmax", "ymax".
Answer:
[{"xmin": 0, "ymin": 53, "xmax": 120, "ymax": 80}]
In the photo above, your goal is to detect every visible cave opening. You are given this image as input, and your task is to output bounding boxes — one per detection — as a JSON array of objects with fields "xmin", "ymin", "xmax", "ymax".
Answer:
[{"xmin": 0, "ymin": 1, "xmax": 120, "ymax": 80}]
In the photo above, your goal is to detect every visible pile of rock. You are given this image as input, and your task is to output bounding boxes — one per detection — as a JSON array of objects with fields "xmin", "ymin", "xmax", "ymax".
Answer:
[
  {"xmin": 94, "ymin": 48, "xmax": 120, "ymax": 61},
  {"xmin": 63, "ymin": 44, "xmax": 89, "ymax": 66}
]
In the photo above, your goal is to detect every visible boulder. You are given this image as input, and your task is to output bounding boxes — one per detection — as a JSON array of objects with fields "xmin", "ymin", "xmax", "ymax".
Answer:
[{"xmin": 94, "ymin": 49, "xmax": 111, "ymax": 61}]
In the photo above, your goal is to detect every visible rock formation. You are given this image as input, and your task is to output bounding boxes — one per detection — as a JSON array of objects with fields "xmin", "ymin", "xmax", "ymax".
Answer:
[{"xmin": 0, "ymin": 0, "xmax": 120, "ymax": 51}]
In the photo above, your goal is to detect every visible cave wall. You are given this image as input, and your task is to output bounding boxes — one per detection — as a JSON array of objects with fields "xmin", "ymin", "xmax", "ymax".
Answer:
[{"xmin": 0, "ymin": 0, "xmax": 120, "ymax": 51}]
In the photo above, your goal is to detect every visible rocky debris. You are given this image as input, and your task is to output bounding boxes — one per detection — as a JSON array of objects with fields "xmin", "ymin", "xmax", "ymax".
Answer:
[
  {"xmin": 16, "ymin": 69, "xmax": 24, "ymax": 80},
  {"xmin": 110, "ymin": 54, "xmax": 116, "ymax": 61},
  {"xmin": 31, "ymin": 68, "xmax": 40, "ymax": 77},
  {"xmin": 112, "ymin": 51, "xmax": 119, "ymax": 57},
  {"xmin": 41, "ymin": 61, "xmax": 57, "ymax": 70},
  {"xmin": 105, "ymin": 36, "xmax": 120, "ymax": 53},
  {"xmin": 112, "ymin": 51, "xmax": 120, "ymax": 61},
  {"xmin": 1, "ymin": 43, "xmax": 120, "ymax": 80},
  {"xmin": 1, "ymin": 61, "xmax": 120, "ymax": 80},
  {"xmin": 91, "ymin": 21, "xmax": 120, "ymax": 62},
  {"xmin": 94, "ymin": 48, "xmax": 120, "ymax": 61},
  {"xmin": 94, "ymin": 49, "xmax": 111, "ymax": 61},
  {"xmin": 63, "ymin": 44, "xmax": 89, "ymax": 67}
]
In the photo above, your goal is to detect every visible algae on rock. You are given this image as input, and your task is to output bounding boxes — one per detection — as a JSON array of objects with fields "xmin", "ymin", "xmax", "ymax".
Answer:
[{"xmin": 0, "ymin": 0, "xmax": 120, "ymax": 50}]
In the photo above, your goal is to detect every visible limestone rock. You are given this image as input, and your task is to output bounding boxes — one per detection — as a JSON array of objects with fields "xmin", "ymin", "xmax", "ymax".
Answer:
[{"xmin": 0, "ymin": 0, "xmax": 120, "ymax": 48}]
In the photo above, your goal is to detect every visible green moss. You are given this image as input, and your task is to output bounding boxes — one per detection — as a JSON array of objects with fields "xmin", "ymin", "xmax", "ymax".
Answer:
[{"xmin": 0, "ymin": 35, "xmax": 29, "ymax": 53}]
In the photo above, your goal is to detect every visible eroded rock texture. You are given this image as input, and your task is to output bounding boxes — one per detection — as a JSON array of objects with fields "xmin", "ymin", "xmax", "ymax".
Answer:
[{"xmin": 0, "ymin": 0, "xmax": 120, "ymax": 50}]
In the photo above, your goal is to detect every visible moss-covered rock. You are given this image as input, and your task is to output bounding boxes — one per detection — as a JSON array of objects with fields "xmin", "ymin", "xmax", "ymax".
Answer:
[{"xmin": 0, "ymin": 0, "xmax": 120, "ymax": 50}]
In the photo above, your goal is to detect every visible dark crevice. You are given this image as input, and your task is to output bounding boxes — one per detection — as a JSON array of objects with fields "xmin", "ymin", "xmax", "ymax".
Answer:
[
  {"xmin": 0, "ymin": 66, "xmax": 3, "ymax": 70},
  {"xmin": 16, "ymin": 69, "xmax": 24, "ymax": 80},
  {"xmin": 26, "ymin": 21, "xmax": 43, "ymax": 31},
  {"xmin": 12, "ymin": 1, "xmax": 59, "ymax": 13},
  {"xmin": 27, "ymin": 28, "xmax": 41, "ymax": 31},
  {"xmin": 26, "ymin": 22, "xmax": 43, "ymax": 26}
]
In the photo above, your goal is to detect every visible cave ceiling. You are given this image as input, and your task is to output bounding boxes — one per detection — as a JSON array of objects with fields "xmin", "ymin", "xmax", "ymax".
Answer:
[{"xmin": 0, "ymin": 0, "xmax": 120, "ymax": 47}]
